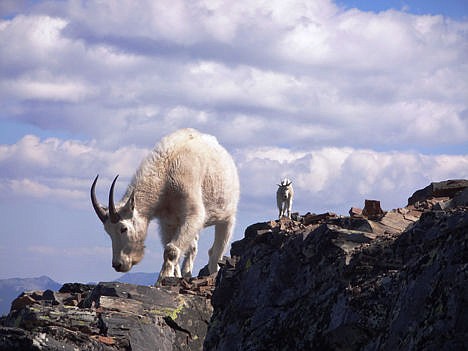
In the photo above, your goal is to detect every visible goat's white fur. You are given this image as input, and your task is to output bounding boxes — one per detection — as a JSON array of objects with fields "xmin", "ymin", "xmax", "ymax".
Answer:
[
  {"xmin": 277, "ymin": 178, "xmax": 294, "ymax": 218},
  {"xmin": 92, "ymin": 129, "xmax": 239, "ymax": 283}
]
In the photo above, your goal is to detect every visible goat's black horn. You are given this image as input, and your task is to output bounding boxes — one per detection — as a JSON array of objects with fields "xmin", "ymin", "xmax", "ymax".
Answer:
[
  {"xmin": 91, "ymin": 175, "xmax": 108, "ymax": 223},
  {"xmin": 108, "ymin": 175, "xmax": 121, "ymax": 223}
]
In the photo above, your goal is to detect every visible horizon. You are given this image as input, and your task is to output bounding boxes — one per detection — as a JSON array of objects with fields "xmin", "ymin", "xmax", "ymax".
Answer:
[{"xmin": 0, "ymin": 0, "xmax": 467, "ymax": 283}]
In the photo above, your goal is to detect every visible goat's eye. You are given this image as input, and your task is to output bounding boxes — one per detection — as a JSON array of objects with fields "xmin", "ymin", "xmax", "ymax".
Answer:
[{"xmin": 120, "ymin": 227, "xmax": 127, "ymax": 234}]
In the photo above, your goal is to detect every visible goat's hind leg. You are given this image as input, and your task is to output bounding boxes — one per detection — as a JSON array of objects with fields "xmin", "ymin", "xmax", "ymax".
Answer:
[{"xmin": 208, "ymin": 218, "xmax": 235, "ymax": 274}]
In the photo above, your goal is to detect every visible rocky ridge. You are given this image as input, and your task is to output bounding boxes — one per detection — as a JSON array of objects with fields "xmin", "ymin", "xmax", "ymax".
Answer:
[
  {"xmin": 205, "ymin": 180, "xmax": 468, "ymax": 350},
  {"xmin": 1, "ymin": 180, "xmax": 467, "ymax": 350}
]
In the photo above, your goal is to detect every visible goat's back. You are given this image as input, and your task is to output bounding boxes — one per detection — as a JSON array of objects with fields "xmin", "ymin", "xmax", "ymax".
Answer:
[{"xmin": 146, "ymin": 129, "xmax": 239, "ymax": 220}]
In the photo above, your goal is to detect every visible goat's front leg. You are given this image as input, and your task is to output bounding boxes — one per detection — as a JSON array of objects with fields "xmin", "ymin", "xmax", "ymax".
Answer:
[
  {"xmin": 277, "ymin": 196, "xmax": 284, "ymax": 219},
  {"xmin": 158, "ymin": 242, "xmax": 182, "ymax": 283},
  {"xmin": 286, "ymin": 197, "xmax": 293, "ymax": 218},
  {"xmin": 163, "ymin": 209, "xmax": 204, "ymax": 280},
  {"xmin": 156, "ymin": 220, "xmax": 183, "ymax": 285},
  {"xmin": 181, "ymin": 236, "xmax": 198, "ymax": 278}
]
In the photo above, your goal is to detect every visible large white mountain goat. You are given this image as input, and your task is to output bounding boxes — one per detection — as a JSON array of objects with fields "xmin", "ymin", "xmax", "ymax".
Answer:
[
  {"xmin": 91, "ymin": 129, "xmax": 240, "ymax": 283},
  {"xmin": 277, "ymin": 178, "xmax": 294, "ymax": 219}
]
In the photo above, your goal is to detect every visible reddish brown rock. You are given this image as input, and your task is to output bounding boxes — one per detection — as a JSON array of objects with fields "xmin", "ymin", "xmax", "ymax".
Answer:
[{"xmin": 362, "ymin": 199, "xmax": 384, "ymax": 219}]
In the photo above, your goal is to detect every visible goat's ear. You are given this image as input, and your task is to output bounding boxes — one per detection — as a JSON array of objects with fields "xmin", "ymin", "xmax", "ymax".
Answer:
[
  {"xmin": 120, "ymin": 191, "xmax": 135, "ymax": 218},
  {"xmin": 127, "ymin": 190, "xmax": 135, "ymax": 211}
]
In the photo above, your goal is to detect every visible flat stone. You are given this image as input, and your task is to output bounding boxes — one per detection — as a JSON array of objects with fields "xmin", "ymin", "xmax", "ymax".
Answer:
[
  {"xmin": 349, "ymin": 207, "xmax": 363, "ymax": 218},
  {"xmin": 379, "ymin": 211, "xmax": 414, "ymax": 232}
]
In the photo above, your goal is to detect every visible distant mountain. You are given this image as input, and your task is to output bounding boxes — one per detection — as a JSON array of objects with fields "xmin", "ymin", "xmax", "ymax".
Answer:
[
  {"xmin": 115, "ymin": 272, "xmax": 158, "ymax": 286},
  {"xmin": 0, "ymin": 276, "xmax": 61, "ymax": 316}
]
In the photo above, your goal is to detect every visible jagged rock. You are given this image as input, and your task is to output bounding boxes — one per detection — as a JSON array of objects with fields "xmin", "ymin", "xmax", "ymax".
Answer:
[
  {"xmin": 433, "ymin": 187, "xmax": 468, "ymax": 210},
  {"xmin": 452, "ymin": 187, "xmax": 468, "ymax": 206},
  {"xmin": 59, "ymin": 283, "xmax": 95, "ymax": 294},
  {"xmin": 407, "ymin": 179, "xmax": 468, "ymax": 206},
  {"xmin": 205, "ymin": 204, "xmax": 468, "ymax": 350},
  {"xmin": 303, "ymin": 212, "xmax": 337, "ymax": 225},
  {"xmin": 9, "ymin": 295, "xmax": 37, "ymax": 312},
  {"xmin": 1, "ymin": 280, "xmax": 214, "ymax": 351}
]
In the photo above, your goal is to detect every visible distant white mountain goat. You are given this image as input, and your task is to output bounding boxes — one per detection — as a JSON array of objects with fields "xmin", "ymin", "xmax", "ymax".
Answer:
[
  {"xmin": 91, "ymin": 128, "xmax": 240, "ymax": 283},
  {"xmin": 277, "ymin": 178, "xmax": 294, "ymax": 218}
]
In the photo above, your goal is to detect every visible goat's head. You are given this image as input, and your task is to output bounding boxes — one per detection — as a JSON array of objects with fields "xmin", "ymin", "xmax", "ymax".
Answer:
[
  {"xmin": 277, "ymin": 178, "xmax": 292, "ymax": 200},
  {"xmin": 91, "ymin": 175, "xmax": 146, "ymax": 272}
]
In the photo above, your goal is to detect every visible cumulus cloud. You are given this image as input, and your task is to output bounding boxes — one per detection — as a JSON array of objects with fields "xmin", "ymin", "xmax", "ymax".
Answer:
[
  {"xmin": 0, "ymin": 135, "xmax": 149, "ymax": 207},
  {"xmin": 0, "ymin": 0, "xmax": 466, "ymax": 150},
  {"xmin": 1, "ymin": 134, "xmax": 466, "ymax": 216},
  {"xmin": 238, "ymin": 146, "xmax": 468, "ymax": 215},
  {"xmin": 0, "ymin": 134, "xmax": 148, "ymax": 176},
  {"xmin": 3, "ymin": 74, "xmax": 93, "ymax": 102}
]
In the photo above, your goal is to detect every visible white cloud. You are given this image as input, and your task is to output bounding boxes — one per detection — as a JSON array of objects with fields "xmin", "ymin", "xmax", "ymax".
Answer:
[
  {"xmin": 0, "ymin": 0, "xmax": 465, "ymax": 151},
  {"xmin": 237, "ymin": 146, "xmax": 468, "ymax": 214},
  {"xmin": 0, "ymin": 15, "xmax": 68, "ymax": 62},
  {"xmin": 0, "ymin": 134, "xmax": 149, "ymax": 177},
  {"xmin": 2, "ymin": 74, "xmax": 93, "ymax": 102},
  {"xmin": 1, "ymin": 131, "xmax": 467, "ymax": 214},
  {"xmin": 0, "ymin": 135, "xmax": 149, "ymax": 207}
]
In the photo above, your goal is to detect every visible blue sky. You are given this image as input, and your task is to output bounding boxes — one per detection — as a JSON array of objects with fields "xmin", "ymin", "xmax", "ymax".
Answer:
[
  {"xmin": 339, "ymin": 0, "xmax": 468, "ymax": 19},
  {"xmin": 0, "ymin": 0, "xmax": 467, "ymax": 284}
]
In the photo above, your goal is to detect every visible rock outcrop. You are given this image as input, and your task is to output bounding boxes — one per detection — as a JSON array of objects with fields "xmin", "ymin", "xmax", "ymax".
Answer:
[
  {"xmin": 0, "ymin": 276, "xmax": 62, "ymax": 316},
  {"xmin": 205, "ymin": 181, "xmax": 468, "ymax": 351},
  {"xmin": 1, "ymin": 180, "xmax": 467, "ymax": 351},
  {"xmin": 407, "ymin": 179, "xmax": 468, "ymax": 206},
  {"xmin": 0, "ymin": 277, "xmax": 215, "ymax": 351}
]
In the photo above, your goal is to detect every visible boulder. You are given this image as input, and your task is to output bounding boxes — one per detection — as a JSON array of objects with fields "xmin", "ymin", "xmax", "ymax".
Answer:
[{"xmin": 362, "ymin": 199, "xmax": 384, "ymax": 219}]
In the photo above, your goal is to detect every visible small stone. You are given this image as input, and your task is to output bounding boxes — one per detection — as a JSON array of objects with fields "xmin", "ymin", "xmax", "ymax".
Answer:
[
  {"xmin": 93, "ymin": 335, "xmax": 115, "ymax": 345},
  {"xmin": 349, "ymin": 207, "xmax": 363, "ymax": 218}
]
